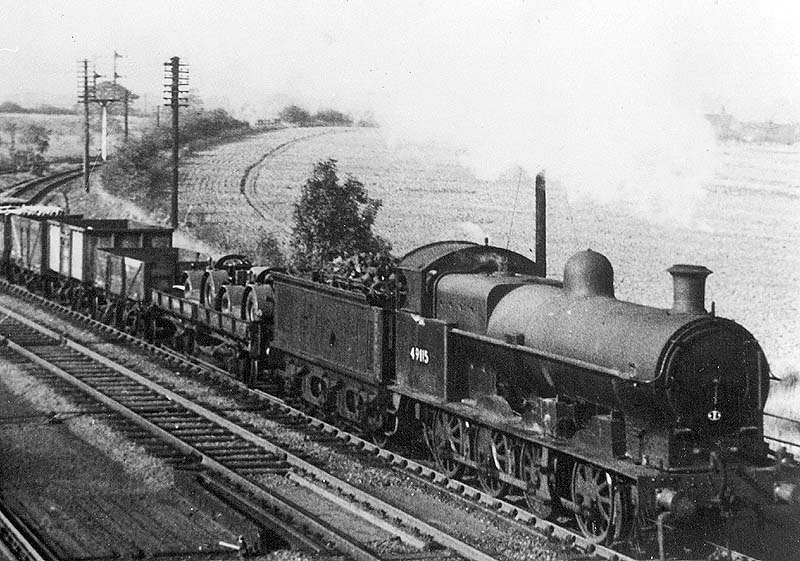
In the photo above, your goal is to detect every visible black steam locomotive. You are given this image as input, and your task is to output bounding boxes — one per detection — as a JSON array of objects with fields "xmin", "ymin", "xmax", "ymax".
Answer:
[{"xmin": 1, "ymin": 179, "xmax": 797, "ymax": 553}]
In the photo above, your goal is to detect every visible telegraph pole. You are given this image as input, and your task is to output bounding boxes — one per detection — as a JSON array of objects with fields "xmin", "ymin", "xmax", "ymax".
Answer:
[
  {"xmin": 164, "ymin": 56, "xmax": 188, "ymax": 229},
  {"xmin": 77, "ymin": 59, "xmax": 92, "ymax": 191}
]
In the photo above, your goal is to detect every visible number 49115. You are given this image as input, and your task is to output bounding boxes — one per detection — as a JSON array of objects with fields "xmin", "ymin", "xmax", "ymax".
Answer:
[{"xmin": 410, "ymin": 346, "xmax": 430, "ymax": 364}]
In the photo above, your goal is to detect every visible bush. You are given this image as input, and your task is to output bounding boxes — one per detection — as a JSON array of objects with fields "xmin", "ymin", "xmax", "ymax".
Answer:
[
  {"xmin": 291, "ymin": 159, "xmax": 389, "ymax": 268},
  {"xmin": 180, "ymin": 108, "xmax": 250, "ymax": 150},
  {"xmin": 279, "ymin": 105, "xmax": 311, "ymax": 125},
  {"xmin": 253, "ymin": 231, "xmax": 286, "ymax": 266},
  {"xmin": 20, "ymin": 123, "xmax": 51, "ymax": 154},
  {"xmin": 278, "ymin": 105, "xmax": 353, "ymax": 127},
  {"xmin": 100, "ymin": 127, "xmax": 171, "ymax": 208},
  {"xmin": 314, "ymin": 109, "xmax": 352, "ymax": 126},
  {"xmin": 0, "ymin": 101, "xmax": 27, "ymax": 114}
]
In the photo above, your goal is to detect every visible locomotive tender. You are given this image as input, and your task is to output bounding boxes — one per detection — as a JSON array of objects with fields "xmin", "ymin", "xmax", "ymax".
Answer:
[{"xmin": 1, "ymin": 180, "xmax": 798, "ymax": 552}]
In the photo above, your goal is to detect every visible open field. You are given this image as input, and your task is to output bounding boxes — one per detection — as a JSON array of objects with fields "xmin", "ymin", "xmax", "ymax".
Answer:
[
  {"xmin": 0, "ymin": 112, "xmax": 149, "ymax": 161},
  {"xmin": 176, "ymin": 127, "xmax": 345, "ymax": 255}
]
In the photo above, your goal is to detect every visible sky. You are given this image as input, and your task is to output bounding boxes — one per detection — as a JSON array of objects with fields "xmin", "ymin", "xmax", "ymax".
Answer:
[
  {"xmin": 1, "ymin": 1, "xmax": 799, "ymax": 122},
  {"xmin": 2, "ymin": 1, "xmax": 800, "ymax": 215}
]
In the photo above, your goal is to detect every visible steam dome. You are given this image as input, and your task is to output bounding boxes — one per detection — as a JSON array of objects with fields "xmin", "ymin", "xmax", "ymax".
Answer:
[{"xmin": 563, "ymin": 250, "xmax": 615, "ymax": 298}]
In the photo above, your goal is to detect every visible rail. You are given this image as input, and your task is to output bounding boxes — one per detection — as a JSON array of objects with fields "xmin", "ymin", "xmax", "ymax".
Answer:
[
  {"xmin": 1, "ymin": 167, "xmax": 83, "ymax": 205},
  {"xmin": 0, "ymin": 502, "xmax": 55, "ymax": 561}
]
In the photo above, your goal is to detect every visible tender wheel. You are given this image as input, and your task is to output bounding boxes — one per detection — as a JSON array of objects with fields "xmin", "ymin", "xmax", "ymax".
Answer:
[
  {"xmin": 476, "ymin": 428, "xmax": 512, "ymax": 498},
  {"xmin": 571, "ymin": 461, "xmax": 630, "ymax": 545},
  {"xmin": 431, "ymin": 411, "xmax": 467, "ymax": 478},
  {"xmin": 520, "ymin": 443, "xmax": 556, "ymax": 519}
]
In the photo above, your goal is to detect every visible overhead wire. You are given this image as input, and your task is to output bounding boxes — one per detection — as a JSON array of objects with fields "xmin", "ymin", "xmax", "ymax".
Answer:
[{"xmin": 505, "ymin": 167, "xmax": 524, "ymax": 250}]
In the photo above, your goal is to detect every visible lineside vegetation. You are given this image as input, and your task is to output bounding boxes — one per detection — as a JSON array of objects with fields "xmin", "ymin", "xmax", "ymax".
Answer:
[{"xmin": 291, "ymin": 158, "xmax": 390, "ymax": 269}]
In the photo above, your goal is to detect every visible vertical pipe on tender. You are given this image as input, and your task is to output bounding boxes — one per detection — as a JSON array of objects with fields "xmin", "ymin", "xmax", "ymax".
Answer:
[{"xmin": 535, "ymin": 171, "xmax": 547, "ymax": 276}]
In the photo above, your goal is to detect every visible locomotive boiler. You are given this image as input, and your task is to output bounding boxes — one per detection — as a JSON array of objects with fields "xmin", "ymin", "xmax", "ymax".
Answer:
[{"xmin": 388, "ymin": 180, "xmax": 796, "ymax": 550}]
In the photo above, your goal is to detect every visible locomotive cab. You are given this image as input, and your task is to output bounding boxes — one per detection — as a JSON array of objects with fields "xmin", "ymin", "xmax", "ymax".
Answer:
[{"xmin": 397, "ymin": 240, "xmax": 543, "ymax": 317}]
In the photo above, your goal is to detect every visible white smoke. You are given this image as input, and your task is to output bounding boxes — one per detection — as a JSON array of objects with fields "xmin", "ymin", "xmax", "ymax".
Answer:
[{"xmin": 367, "ymin": 2, "xmax": 718, "ymax": 223}]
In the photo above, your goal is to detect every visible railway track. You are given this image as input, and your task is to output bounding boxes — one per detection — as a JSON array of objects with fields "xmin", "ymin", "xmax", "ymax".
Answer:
[
  {"xmin": 0, "ymin": 301, "xmax": 501, "ymax": 561},
  {"xmin": 0, "ymin": 282, "xmax": 775, "ymax": 561},
  {"xmin": 0, "ymin": 167, "xmax": 83, "ymax": 205},
  {"xmin": 0, "ymin": 502, "xmax": 58, "ymax": 561}
]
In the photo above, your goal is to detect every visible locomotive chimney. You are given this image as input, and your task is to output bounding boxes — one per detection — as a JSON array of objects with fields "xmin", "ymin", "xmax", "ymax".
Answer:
[
  {"xmin": 668, "ymin": 265, "xmax": 712, "ymax": 314},
  {"xmin": 535, "ymin": 170, "xmax": 546, "ymax": 276}
]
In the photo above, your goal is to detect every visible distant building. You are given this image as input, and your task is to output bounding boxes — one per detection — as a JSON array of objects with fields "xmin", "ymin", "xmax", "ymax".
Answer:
[
  {"xmin": 255, "ymin": 118, "xmax": 282, "ymax": 129},
  {"xmin": 705, "ymin": 108, "xmax": 799, "ymax": 144}
]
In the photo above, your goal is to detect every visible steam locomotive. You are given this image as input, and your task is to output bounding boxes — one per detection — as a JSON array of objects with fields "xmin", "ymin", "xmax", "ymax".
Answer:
[{"xmin": 1, "ymin": 177, "xmax": 798, "ymax": 554}]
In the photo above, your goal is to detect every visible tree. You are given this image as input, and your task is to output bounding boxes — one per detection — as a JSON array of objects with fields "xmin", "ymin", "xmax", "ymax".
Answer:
[
  {"xmin": 314, "ymin": 109, "xmax": 352, "ymax": 126},
  {"xmin": 291, "ymin": 159, "xmax": 388, "ymax": 268},
  {"xmin": 279, "ymin": 104, "xmax": 311, "ymax": 125},
  {"xmin": 180, "ymin": 108, "xmax": 249, "ymax": 144},
  {"xmin": 0, "ymin": 101, "xmax": 26, "ymax": 114},
  {"xmin": 90, "ymin": 81, "xmax": 140, "ymax": 122},
  {"xmin": 2, "ymin": 122, "xmax": 18, "ymax": 152},
  {"xmin": 19, "ymin": 124, "xmax": 50, "ymax": 154}
]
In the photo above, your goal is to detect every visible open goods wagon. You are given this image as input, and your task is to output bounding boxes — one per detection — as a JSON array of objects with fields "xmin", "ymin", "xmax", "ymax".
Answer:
[
  {"xmin": 1, "ymin": 210, "xmax": 73, "ymax": 282},
  {"xmin": 46, "ymin": 217, "xmax": 172, "ymax": 283},
  {"xmin": 92, "ymin": 247, "xmax": 209, "ymax": 327}
]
